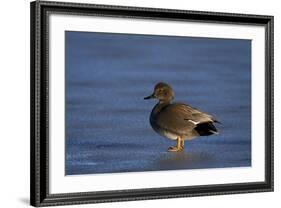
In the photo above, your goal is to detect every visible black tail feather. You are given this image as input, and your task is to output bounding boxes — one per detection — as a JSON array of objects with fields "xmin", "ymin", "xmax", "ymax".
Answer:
[
  {"xmin": 195, "ymin": 122, "xmax": 218, "ymax": 136},
  {"xmin": 214, "ymin": 119, "xmax": 222, "ymax": 124}
]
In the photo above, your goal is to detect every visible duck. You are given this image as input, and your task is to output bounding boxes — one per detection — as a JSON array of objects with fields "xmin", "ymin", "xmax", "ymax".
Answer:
[{"xmin": 144, "ymin": 82, "xmax": 220, "ymax": 152}]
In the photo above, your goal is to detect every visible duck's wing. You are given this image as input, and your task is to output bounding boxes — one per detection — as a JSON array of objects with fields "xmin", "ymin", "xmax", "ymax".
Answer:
[
  {"xmin": 181, "ymin": 104, "xmax": 219, "ymax": 124},
  {"xmin": 155, "ymin": 103, "xmax": 218, "ymax": 136}
]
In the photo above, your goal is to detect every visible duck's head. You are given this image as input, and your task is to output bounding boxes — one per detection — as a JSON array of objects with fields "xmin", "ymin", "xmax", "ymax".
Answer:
[{"xmin": 144, "ymin": 82, "xmax": 175, "ymax": 103}]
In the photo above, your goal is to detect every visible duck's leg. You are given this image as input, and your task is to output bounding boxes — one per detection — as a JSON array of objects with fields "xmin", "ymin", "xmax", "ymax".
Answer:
[
  {"xmin": 168, "ymin": 137, "xmax": 183, "ymax": 152},
  {"xmin": 180, "ymin": 137, "xmax": 185, "ymax": 150}
]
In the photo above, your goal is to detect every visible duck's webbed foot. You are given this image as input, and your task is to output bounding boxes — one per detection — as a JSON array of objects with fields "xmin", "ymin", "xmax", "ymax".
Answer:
[
  {"xmin": 168, "ymin": 137, "xmax": 184, "ymax": 152},
  {"xmin": 168, "ymin": 146, "xmax": 183, "ymax": 152}
]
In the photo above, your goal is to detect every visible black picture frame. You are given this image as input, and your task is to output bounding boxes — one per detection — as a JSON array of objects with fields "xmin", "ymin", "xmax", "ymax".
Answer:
[{"xmin": 30, "ymin": 0, "xmax": 274, "ymax": 207}]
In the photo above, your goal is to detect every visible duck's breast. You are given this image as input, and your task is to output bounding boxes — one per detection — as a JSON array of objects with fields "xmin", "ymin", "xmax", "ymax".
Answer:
[{"xmin": 149, "ymin": 103, "xmax": 180, "ymax": 140}]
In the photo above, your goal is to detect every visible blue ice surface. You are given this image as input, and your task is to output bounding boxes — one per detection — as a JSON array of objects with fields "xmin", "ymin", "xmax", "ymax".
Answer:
[{"xmin": 65, "ymin": 31, "xmax": 251, "ymax": 175}]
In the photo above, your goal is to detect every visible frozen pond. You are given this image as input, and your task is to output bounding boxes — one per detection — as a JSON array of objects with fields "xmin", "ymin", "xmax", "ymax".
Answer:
[{"xmin": 65, "ymin": 31, "xmax": 251, "ymax": 175}]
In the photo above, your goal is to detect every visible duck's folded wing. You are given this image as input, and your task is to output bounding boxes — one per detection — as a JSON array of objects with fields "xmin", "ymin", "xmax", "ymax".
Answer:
[
  {"xmin": 185, "ymin": 105, "xmax": 216, "ymax": 123},
  {"xmin": 155, "ymin": 103, "xmax": 216, "ymax": 135}
]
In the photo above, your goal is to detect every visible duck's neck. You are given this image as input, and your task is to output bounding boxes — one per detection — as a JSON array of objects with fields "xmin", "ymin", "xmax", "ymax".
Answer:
[
  {"xmin": 152, "ymin": 101, "xmax": 171, "ymax": 115},
  {"xmin": 159, "ymin": 100, "xmax": 171, "ymax": 105}
]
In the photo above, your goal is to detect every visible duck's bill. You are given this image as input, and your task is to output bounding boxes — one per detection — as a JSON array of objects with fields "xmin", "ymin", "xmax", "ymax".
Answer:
[{"xmin": 144, "ymin": 94, "xmax": 155, "ymax": 100}]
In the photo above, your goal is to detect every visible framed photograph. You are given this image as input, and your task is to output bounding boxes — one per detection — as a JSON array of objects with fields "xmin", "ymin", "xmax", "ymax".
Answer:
[{"xmin": 30, "ymin": 0, "xmax": 274, "ymax": 206}]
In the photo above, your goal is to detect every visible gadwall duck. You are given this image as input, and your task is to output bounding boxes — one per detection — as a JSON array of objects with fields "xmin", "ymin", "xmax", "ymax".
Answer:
[{"xmin": 144, "ymin": 82, "xmax": 220, "ymax": 152}]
